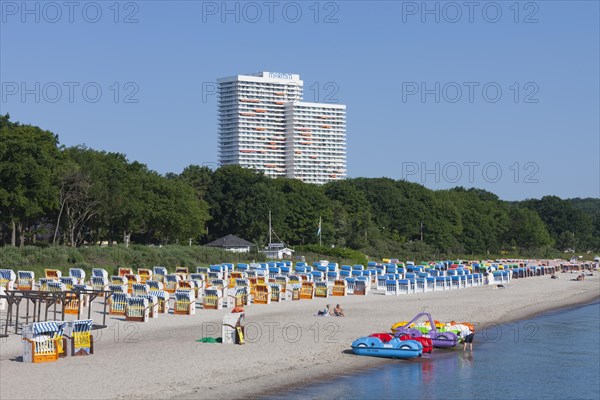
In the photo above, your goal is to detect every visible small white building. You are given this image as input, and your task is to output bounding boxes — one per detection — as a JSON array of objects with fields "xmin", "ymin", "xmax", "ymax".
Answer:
[
  {"xmin": 262, "ymin": 243, "xmax": 294, "ymax": 259},
  {"xmin": 206, "ymin": 234, "xmax": 254, "ymax": 253}
]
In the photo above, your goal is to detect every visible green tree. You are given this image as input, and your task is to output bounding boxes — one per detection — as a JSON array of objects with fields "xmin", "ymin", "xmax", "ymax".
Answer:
[
  {"xmin": 0, "ymin": 115, "xmax": 61, "ymax": 246},
  {"xmin": 506, "ymin": 207, "xmax": 553, "ymax": 250}
]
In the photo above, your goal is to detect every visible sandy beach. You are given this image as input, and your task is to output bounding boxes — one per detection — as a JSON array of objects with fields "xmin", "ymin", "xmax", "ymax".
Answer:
[{"xmin": 1, "ymin": 274, "xmax": 598, "ymax": 400}]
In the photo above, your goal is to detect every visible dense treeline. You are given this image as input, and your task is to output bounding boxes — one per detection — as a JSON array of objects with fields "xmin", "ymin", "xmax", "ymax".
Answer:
[{"xmin": 1, "ymin": 115, "xmax": 598, "ymax": 257}]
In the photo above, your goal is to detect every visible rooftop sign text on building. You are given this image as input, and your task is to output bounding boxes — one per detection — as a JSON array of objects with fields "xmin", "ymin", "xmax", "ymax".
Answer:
[{"xmin": 268, "ymin": 72, "xmax": 293, "ymax": 80}]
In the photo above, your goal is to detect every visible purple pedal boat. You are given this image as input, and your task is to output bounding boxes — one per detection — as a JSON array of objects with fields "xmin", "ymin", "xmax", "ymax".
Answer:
[{"xmin": 392, "ymin": 312, "xmax": 459, "ymax": 348}]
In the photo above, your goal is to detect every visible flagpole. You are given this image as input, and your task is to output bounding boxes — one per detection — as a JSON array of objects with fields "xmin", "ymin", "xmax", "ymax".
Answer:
[
  {"xmin": 319, "ymin": 216, "xmax": 322, "ymax": 246},
  {"xmin": 269, "ymin": 210, "xmax": 272, "ymax": 245}
]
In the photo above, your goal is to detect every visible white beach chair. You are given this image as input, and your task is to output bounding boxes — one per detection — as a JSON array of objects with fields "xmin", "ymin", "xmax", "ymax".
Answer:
[
  {"xmin": 269, "ymin": 283, "xmax": 282, "ymax": 302},
  {"xmin": 174, "ymin": 290, "xmax": 196, "ymax": 315},
  {"xmin": 203, "ymin": 288, "xmax": 223, "ymax": 310},
  {"xmin": 398, "ymin": 279, "xmax": 411, "ymax": 295},
  {"xmin": 385, "ymin": 280, "xmax": 399, "ymax": 295},
  {"xmin": 91, "ymin": 276, "xmax": 108, "ymax": 293},
  {"xmin": 66, "ymin": 319, "xmax": 94, "ymax": 356},
  {"xmin": 126, "ymin": 296, "xmax": 150, "ymax": 322},
  {"xmin": 132, "ymin": 283, "xmax": 150, "ymax": 296},
  {"xmin": 109, "ymin": 292, "xmax": 129, "ymax": 315},
  {"xmin": 17, "ymin": 271, "xmax": 35, "ymax": 291},
  {"xmin": 69, "ymin": 268, "xmax": 86, "ymax": 285},
  {"xmin": 22, "ymin": 321, "xmax": 67, "ymax": 363},
  {"xmin": 139, "ymin": 294, "xmax": 159, "ymax": 318},
  {"xmin": 153, "ymin": 266, "xmax": 168, "ymax": 282}
]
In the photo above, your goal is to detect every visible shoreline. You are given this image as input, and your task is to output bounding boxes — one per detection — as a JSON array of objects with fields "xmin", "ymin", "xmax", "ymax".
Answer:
[
  {"xmin": 171, "ymin": 277, "xmax": 600, "ymax": 400},
  {"xmin": 250, "ymin": 294, "xmax": 600, "ymax": 400},
  {"xmin": 1, "ymin": 276, "xmax": 599, "ymax": 400}
]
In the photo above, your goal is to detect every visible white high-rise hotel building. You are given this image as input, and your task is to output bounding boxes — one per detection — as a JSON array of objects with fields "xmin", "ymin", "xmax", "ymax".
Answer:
[{"xmin": 218, "ymin": 72, "xmax": 346, "ymax": 184}]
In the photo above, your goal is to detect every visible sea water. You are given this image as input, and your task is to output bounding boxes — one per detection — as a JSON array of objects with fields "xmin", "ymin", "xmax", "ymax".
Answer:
[{"xmin": 265, "ymin": 301, "xmax": 600, "ymax": 400}]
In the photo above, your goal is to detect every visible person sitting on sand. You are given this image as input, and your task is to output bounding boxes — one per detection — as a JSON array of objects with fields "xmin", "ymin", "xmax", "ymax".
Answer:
[
  {"xmin": 332, "ymin": 304, "xmax": 345, "ymax": 317},
  {"xmin": 316, "ymin": 304, "xmax": 330, "ymax": 317}
]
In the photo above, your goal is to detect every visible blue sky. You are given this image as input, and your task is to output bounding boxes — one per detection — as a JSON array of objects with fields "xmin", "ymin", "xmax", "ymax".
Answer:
[{"xmin": 1, "ymin": 0, "xmax": 598, "ymax": 200}]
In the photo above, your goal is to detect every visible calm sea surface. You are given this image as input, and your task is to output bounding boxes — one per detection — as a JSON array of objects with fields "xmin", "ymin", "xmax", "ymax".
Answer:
[{"xmin": 264, "ymin": 301, "xmax": 600, "ymax": 400}]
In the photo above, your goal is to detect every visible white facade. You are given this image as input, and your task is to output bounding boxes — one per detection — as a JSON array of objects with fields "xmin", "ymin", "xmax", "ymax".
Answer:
[
  {"xmin": 284, "ymin": 102, "xmax": 346, "ymax": 184},
  {"xmin": 217, "ymin": 72, "xmax": 346, "ymax": 184}
]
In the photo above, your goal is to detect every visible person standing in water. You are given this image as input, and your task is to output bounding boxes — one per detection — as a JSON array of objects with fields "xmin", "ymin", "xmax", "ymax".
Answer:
[{"xmin": 462, "ymin": 327, "xmax": 475, "ymax": 351}]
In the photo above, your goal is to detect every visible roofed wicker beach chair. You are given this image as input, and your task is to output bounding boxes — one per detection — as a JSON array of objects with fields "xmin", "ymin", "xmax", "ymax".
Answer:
[
  {"xmin": 126, "ymin": 296, "xmax": 150, "ymax": 322},
  {"xmin": 203, "ymin": 288, "xmax": 222, "ymax": 310},
  {"xmin": 73, "ymin": 284, "xmax": 92, "ymax": 305},
  {"xmin": 147, "ymin": 280, "xmax": 164, "ymax": 293},
  {"xmin": 385, "ymin": 279, "xmax": 399, "ymax": 296},
  {"xmin": 60, "ymin": 276, "xmax": 76, "ymax": 291},
  {"xmin": 253, "ymin": 283, "xmax": 271, "ymax": 304},
  {"xmin": 164, "ymin": 274, "xmax": 181, "ymax": 294},
  {"xmin": 0, "ymin": 269, "xmax": 17, "ymax": 290},
  {"xmin": 315, "ymin": 281, "xmax": 328, "ymax": 298},
  {"xmin": 139, "ymin": 294, "xmax": 159, "ymax": 318},
  {"xmin": 91, "ymin": 270, "xmax": 109, "ymax": 295},
  {"xmin": 132, "ymin": 283, "xmax": 150, "ymax": 296},
  {"xmin": 228, "ymin": 272, "xmax": 246, "ymax": 288},
  {"xmin": 66, "ymin": 319, "xmax": 94, "ymax": 356},
  {"xmin": 47, "ymin": 281, "xmax": 66, "ymax": 293},
  {"xmin": 269, "ymin": 283, "xmax": 282, "ymax": 302},
  {"xmin": 17, "ymin": 270, "xmax": 35, "ymax": 291},
  {"xmin": 353, "ymin": 279, "xmax": 368, "ymax": 296},
  {"xmin": 124, "ymin": 274, "xmax": 141, "ymax": 293},
  {"xmin": 174, "ymin": 290, "xmax": 196, "ymax": 315},
  {"xmin": 44, "ymin": 269, "xmax": 62, "ymax": 280},
  {"xmin": 153, "ymin": 290, "xmax": 170, "ymax": 314},
  {"xmin": 39, "ymin": 278, "xmax": 56, "ymax": 291},
  {"xmin": 137, "ymin": 268, "xmax": 153, "ymax": 283},
  {"xmin": 300, "ymin": 282, "xmax": 315, "ymax": 300},
  {"xmin": 22, "ymin": 321, "xmax": 67, "ymax": 363},
  {"xmin": 332, "ymin": 279, "xmax": 348, "ymax": 296},
  {"xmin": 0, "ymin": 286, "xmax": 6, "ymax": 311},
  {"xmin": 111, "ymin": 275, "xmax": 127, "ymax": 285},
  {"xmin": 345, "ymin": 277, "xmax": 355, "ymax": 294},
  {"xmin": 68, "ymin": 268, "xmax": 86, "ymax": 285},
  {"xmin": 176, "ymin": 280, "xmax": 194, "ymax": 293},
  {"xmin": 118, "ymin": 267, "xmax": 133, "ymax": 277},
  {"xmin": 109, "ymin": 292, "xmax": 129, "ymax": 315},
  {"xmin": 64, "ymin": 284, "xmax": 90, "ymax": 315},
  {"xmin": 153, "ymin": 266, "xmax": 168, "ymax": 282},
  {"xmin": 92, "ymin": 268, "xmax": 109, "ymax": 279},
  {"xmin": 108, "ymin": 284, "xmax": 128, "ymax": 294}
]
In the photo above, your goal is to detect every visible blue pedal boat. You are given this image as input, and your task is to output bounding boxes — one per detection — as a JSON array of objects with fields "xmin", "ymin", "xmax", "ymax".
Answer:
[{"xmin": 351, "ymin": 336, "xmax": 423, "ymax": 359}]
